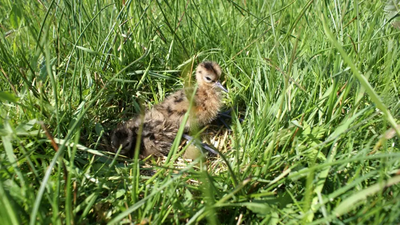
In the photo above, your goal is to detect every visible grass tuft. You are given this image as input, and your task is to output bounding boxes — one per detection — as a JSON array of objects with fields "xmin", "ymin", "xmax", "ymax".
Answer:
[{"xmin": 1, "ymin": 0, "xmax": 400, "ymax": 224}]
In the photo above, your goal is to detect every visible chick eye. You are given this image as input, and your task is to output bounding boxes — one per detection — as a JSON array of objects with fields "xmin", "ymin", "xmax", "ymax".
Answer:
[{"xmin": 205, "ymin": 76, "xmax": 212, "ymax": 82}]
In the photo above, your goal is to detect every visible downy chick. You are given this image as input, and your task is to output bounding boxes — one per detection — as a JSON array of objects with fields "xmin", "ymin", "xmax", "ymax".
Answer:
[{"xmin": 111, "ymin": 61, "xmax": 227, "ymax": 158}]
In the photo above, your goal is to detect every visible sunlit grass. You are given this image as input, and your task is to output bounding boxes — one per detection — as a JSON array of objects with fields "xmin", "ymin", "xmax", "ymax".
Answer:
[{"xmin": 1, "ymin": 0, "xmax": 400, "ymax": 224}]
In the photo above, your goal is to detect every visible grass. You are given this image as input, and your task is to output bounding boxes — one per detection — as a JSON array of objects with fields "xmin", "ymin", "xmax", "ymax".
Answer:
[{"xmin": 1, "ymin": 0, "xmax": 400, "ymax": 224}]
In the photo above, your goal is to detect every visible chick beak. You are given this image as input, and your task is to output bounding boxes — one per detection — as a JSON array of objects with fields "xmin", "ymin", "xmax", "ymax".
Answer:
[{"xmin": 215, "ymin": 81, "xmax": 228, "ymax": 93}]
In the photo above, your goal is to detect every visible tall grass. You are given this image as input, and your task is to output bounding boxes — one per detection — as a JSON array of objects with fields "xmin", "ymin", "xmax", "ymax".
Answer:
[{"xmin": 1, "ymin": 0, "xmax": 400, "ymax": 224}]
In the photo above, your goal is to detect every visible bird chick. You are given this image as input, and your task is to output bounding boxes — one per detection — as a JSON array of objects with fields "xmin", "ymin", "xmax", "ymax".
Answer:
[{"xmin": 111, "ymin": 61, "xmax": 227, "ymax": 158}]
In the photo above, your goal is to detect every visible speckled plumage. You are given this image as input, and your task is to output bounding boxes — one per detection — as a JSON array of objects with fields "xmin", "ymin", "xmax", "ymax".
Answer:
[{"xmin": 111, "ymin": 61, "xmax": 226, "ymax": 158}]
